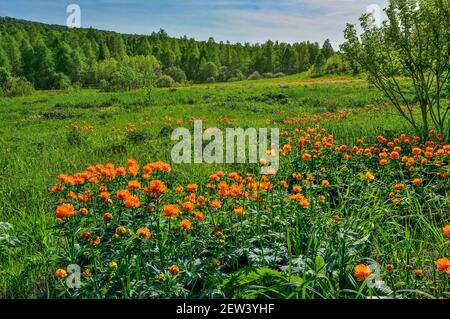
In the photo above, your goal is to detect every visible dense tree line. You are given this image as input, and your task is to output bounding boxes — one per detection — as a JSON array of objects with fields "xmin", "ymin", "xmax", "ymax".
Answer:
[{"xmin": 0, "ymin": 17, "xmax": 349, "ymax": 92}]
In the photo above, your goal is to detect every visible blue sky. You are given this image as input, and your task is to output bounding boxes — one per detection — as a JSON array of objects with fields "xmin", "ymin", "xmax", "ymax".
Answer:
[{"xmin": 0, "ymin": 0, "xmax": 388, "ymax": 47}]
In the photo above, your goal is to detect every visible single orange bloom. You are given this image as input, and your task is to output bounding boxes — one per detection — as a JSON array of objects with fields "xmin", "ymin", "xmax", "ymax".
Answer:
[
  {"xmin": 182, "ymin": 202, "xmax": 194, "ymax": 211},
  {"xmin": 412, "ymin": 178, "xmax": 422, "ymax": 186},
  {"xmin": 393, "ymin": 183, "xmax": 404, "ymax": 190},
  {"xmin": 365, "ymin": 172, "xmax": 375, "ymax": 181},
  {"xmin": 321, "ymin": 180, "xmax": 330, "ymax": 187},
  {"xmin": 302, "ymin": 153, "xmax": 312, "ymax": 161},
  {"xmin": 414, "ymin": 269, "xmax": 424, "ymax": 277},
  {"xmin": 115, "ymin": 167, "xmax": 127, "ymax": 177},
  {"xmin": 194, "ymin": 212, "xmax": 205, "ymax": 221},
  {"xmin": 442, "ymin": 225, "xmax": 450, "ymax": 237},
  {"xmin": 145, "ymin": 180, "xmax": 167, "ymax": 195},
  {"xmin": 163, "ymin": 205, "xmax": 180, "ymax": 218},
  {"xmin": 55, "ymin": 268, "xmax": 67, "ymax": 279},
  {"xmin": 128, "ymin": 180, "xmax": 141, "ymax": 191},
  {"xmin": 56, "ymin": 204, "xmax": 75, "ymax": 218},
  {"xmin": 436, "ymin": 258, "xmax": 450, "ymax": 272},
  {"xmin": 234, "ymin": 207, "xmax": 245, "ymax": 216},
  {"xmin": 180, "ymin": 219, "xmax": 192, "ymax": 230},
  {"xmin": 175, "ymin": 186, "xmax": 184, "ymax": 194},
  {"xmin": 116, "ymin": 189, "xmax": 130, "ymax": 200},
  {"xmin": 211, "ymin": 199, "xmax": 222, "ymax": 209},
  {"xmin": 99, "ymin": 191, "xmax": 110, "ymax": 200},
  {"xmin": 379, "ymin": 159, "xmax": 388, "ymax": 166},
  {"xmin": 136, "ymin": 227, "xmax": 152, "ymax": 240},
  {"xmin": 103, "ymin": 212, "xmax": 113, "ymax": 221},
  {"xmin": 125, "ymin": 195, "xmax": 141, "ymax": 209},
  {"xmin": 292, "ymin": 185, "xmax": 302, "ymax": 193},
  {"xmin": 115, "ymin": 226, "xmax": 127, "ymax": 236},
  {"xmin": 299, "ymin": 198, "xmax": 310, "ymax": 208},
  {"xmin": 353, "ymin": 264, "xmax": 371, "ymax": 281},
  {"xmin": 168, "ymin": 265, "xmax": 180, "ymax": 275},
  {"xmin": 186, "ymin": 184, "xmax": 198, "ymax": 193}
]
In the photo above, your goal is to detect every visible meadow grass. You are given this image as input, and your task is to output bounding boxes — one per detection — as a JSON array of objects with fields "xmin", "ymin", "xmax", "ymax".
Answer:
[{"xmin": 0, "ymin": 74, "xmax": 447, "ymax": 298}]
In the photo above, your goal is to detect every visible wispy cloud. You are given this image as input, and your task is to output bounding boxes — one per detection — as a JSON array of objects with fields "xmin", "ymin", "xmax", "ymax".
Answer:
[{"xmin": 0, "ymin": 0, "xmax": 388, "ymax": 47}]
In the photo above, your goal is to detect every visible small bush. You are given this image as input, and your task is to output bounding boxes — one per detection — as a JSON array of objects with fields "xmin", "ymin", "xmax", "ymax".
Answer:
[
  {"xmin": 49, "ymin": 72, "xmax": 71, "ymax": 90},
  {"xmin": 165, "ymin": 66, "xmax": 187, "ymax": 84},
  {"xmin": 248, "ymin": 71, "xmax": 262, "ymax": 80},
  {"xmin": 262, "ymin": 73, "xmax": 274, "ymax": 79},
  {"xmin": 156, "ymin": 75, "xmax": 175, "ymax": 88},
  {"xmin": 273, "ymin": 72, "xmax": 286, "ymax": 78},
  {"xmin": 6, "ymin": 77, "xmax": 34, "ymax": 97}
]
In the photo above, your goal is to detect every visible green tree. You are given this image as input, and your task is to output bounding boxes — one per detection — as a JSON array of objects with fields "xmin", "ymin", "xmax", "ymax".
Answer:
[
  {"xmin": 321, "ymin": 39, "xmax": 334, "ymax": 60},
  {"xmin": 98, "ymin": 41, "xmax": 111, "ymax": 60},
  {"xmin": 33, "ymin": 41, "xmax": 55, "ymax": 89},
  {"xmin": 165, "ymin": 66, "xmax": 187, "ymax": 83},
  {"xmin": 2, "ymin": 35, "xmax": 21, "ymax": 75},
  {"xmin": 341, "ymin": 0, "xmax": 450, "ymax": 139},
  {"xmin": 313, "ymin": 51, "xmax": 326, "ymax": 73},
  {"xmin": 198, "ymin": 61, "xmax": 219, "ymax": 82}
]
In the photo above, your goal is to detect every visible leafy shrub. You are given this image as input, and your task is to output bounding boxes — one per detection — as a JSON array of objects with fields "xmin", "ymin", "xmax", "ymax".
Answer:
[
  {"xmin": 165, "ymin": 66, "xmax": 187, "ymax": 84},
  {"xmin": 262, "ymin": 72, "xmax": 274, "ymax": 79},
  {"xmin": 248, "ymin": 71, "xmax": 262, "ymax": 80},
  {"xmin": 156, "ymin": 75, "xmax": 175, "ymax": 88},
  {"xmin": 6, "ymin": 77, "xmax": 34, "ymax": 97},
  {"xmin": 48, "ymin": 72, "xmax": 71, "ymax": 90},
  {"xmin": 273, "ymin": 72, "xmax": 286, "ymax": 78}
]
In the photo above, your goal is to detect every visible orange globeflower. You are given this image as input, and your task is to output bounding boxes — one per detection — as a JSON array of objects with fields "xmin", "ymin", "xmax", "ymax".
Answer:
[
  {"xmin": 234, "ymin": 207, "xmax": 245, "ymax": 216},
  {"xmin": 321, "ymin": 180, "xmax": 330, "ymax": 187},
  {"xmin": 145, "ymin": 180, "xmax": 167, "ymax": 195},
  {"xmin": 292, "ymin": 185, "xmax": 302, "ymax": 193},
  {"xmin": 168, "ymin": 265, "xmax": 180, "ymax": 275},
  {"xmin": 194, "ymin": 212, "xmax": 205, "ymax": 221},
  {"xmin": 182, "ymin": 202, "xmax": 194, "ymax": 211},
  {"xmin": 365, "ymin": 172, "xmax": 375, "ymax": 182},
  {"xmin": 115, "ymin": 226, "xmax": 127, "ymax": 236},
  {"xmin": 55, "ymin": 268, "xmax": 68, "ymax": 279},
  {"xmin": 186, "ymin": 184, "xmax": 198, "ymax": 193},
  {"xmin": 211, "ymin": 199, "xmax": 222, "ymax": 209},
  {"xmin": 435, "ymin": 258, "xmax": 450, "ymax": 272},
  {"xmin": 302, "ymin": 153, "xmax": 312, "ymax": 161},
  {"xmin": 175, "ymin": 186, "xmax": 184, "ymax": 194},
  {"xmin": 393, "ymin": 183, "xmax": 404, "ymax": 190},
  {"xmin": 412, "ymin": 148, "xmax": 422, "ymax": 156},
  {"xmin": 412, "ymin": 178, "xmax": 422, "ymax": 186},
  {"xmin": 99, "ymin": 191, "xmax": 110, "ymax": 200},
  {"xmin": 103, "ymin": 212, "xmax": 113, "ymax": 221},
  {"xmin": 180, "ymin": 219, "xmax": 192, "ymax": 230},
  {"xmin": 442, "ymin": 225, "xmax": 450, "ymax": 237},
  {"xmin": 414, "ymin": 269, "xmax": 424, "ymax": 277},
  {"xmin": 136, "ymin": 227, "xmax": 152, "ymax": 240},
  {"xmin": 116, "ymin": 189, "xmax": 130, "ymax": 200},
  {"xmin": 163, "ymin": 205, "xmax": 180, "ymax": 218},
  {"xmin": 128, "ymin": 180, "xmax": 141, "ymax": 191},
  {"xmin": 56, "ymin": 204, "xmax": 75, "ymax": 218},
  {"xmin": 353, "ymin": 264, "xmax": 372, "ymax": 281},
  {"xmin": 125, "ymin": 195, "xmax": 141, "ymax": 209},
  {"xmin": 379, "ymin": 159, "xmax": 388, "ymax": 166}
]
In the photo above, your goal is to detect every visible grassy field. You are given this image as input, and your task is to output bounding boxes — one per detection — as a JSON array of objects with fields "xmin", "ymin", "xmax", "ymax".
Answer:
[{"xmin": 0, "ymin": 73, "xmax": 448, "ymax": 298}]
